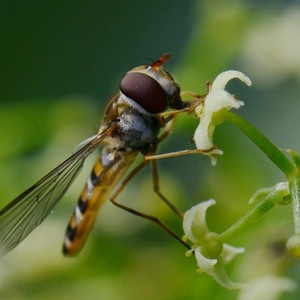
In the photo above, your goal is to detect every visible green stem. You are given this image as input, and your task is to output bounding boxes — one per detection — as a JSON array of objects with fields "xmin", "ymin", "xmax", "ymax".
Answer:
[
  {"xmin": 217, "ymin": 195, "xmax": 276, "ymax": 243},
  {"xmin": 290, "ymin": 177, "xmax": 300, "ymax": 234},
  {"xmin": 223, "ymin": 112, "xmax": 295, "ymax": 177},
  {"xmin": 222, "ymin": 112, "xmax": 300, "ymax": 242}
]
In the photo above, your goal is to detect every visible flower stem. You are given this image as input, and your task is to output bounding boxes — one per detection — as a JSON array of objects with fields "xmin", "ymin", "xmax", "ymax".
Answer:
[
  {"xmin": 289, "ymin": 177, "xmax": 300, "ymax": 234},
  {"xmin": 223, "ymin": 112, "xmax": 295, "ymax": 177},
  {"xmin": 221, "ymin": 112, "xmax": 300, "ymax": 243},
  {"xmin": 217, "ymin": 195, "xmax": 276, "ymax": 243}
]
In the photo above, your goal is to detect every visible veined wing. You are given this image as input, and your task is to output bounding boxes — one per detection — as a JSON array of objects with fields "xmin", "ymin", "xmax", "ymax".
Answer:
[{"xmin": 0, "ymin": 125, "xmax": 116, "ymax": 256}]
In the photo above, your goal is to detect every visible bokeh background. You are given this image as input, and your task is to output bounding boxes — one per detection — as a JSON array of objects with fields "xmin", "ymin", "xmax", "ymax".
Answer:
[{"xmin": 1, "ymin": 0, "xmax": 300, "ymax": 299}]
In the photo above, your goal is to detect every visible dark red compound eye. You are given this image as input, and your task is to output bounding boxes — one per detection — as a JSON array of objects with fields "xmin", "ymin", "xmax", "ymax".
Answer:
[{"xmin": 120, "ymin": 72, "xmax": 168, "ymax": 114}]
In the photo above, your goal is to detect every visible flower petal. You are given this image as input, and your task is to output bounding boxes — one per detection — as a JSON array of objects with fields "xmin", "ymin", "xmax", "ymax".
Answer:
[
  {"xmin": 213, "ymin": 260, "xmax": 248, "ymax": 290},
  {"xmin": 211, "ymin": 70, "xmax": 252, "ymax": 91},
  {"xmin": 194, "ymin": 90, "xmax": 244, "ymax": 151},
  {"xmin": 184, "ymin": 201, "xmax": 247, "ymax": 289},
  {"xmin": 183, "ymin": 199, "xmax": 216, "ymax": 243},
  {"xmin": 194, "ymin": 247, "xmax": 217, "ymax": 275},
  {"xmin": 194, "ymin": 245, "xmax": 246, "ymax": 289},
  {"xmin": 221, "ymin": 243, "xmax": 245, "ymax": 264},
  {"xmin": 193, "ymin": 70, "xmax": 252, "ymax": 157}
]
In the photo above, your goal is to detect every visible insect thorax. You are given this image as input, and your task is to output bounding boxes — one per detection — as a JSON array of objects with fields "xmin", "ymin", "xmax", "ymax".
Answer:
[
  {"xmin": 100, "ymin": 94, "xmax": 161, "ymax": 155},
  {"xmin": 118, "ymin": 109, "xmax": 160, "ymax": 152}
]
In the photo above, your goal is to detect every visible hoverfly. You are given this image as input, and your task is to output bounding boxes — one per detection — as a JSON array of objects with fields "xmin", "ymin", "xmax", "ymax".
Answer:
[{"xmin": 0, "ymin": 54, "xmax": 195, "ymax": 257}]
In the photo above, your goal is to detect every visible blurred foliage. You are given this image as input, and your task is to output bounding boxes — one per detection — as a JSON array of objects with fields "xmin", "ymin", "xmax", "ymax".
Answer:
[{"xmin": 1, "ymin": 0, "xmax": 300, "ymax": 299}]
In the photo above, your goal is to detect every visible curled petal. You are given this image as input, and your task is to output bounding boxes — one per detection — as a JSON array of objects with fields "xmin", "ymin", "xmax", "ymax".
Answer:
[
  {"xmin": 206, "ymin": 149, "xmax": 224, "ymax": 166},
  {"xmin": 194, "ymin": 90, "xmax": 244, "ymax": 151},
  {"xmin": 213, "ymin": 260, "xmax": 247, "ymax": 290},
  {"xmin": 194, "ymin": 244, "xmax": 246, "ymax": 289},
  {"xmin": 193, "ymin": 70, "xmax": 252, "ymax": 160},
  {"xmin": 183, "ymin": 199, "xmax": 216, "ymax": 243},
  {"xmin": 211, "ymin": 70, "xmax": 252, "ymax": 91},
  {"xmin": 194, "ymin": 247, "xmax": 217, "ymax": 275},
  {"xmin": 184, "ymin": 200, "xmax": 247, "ymax": 289},
  {"xmin": 221, "ymin": 243, "xmax": 245, "ymax": 264},
  {"xmin": 213, "ymin": 244, "xmax": 246, "ymax": 289}
]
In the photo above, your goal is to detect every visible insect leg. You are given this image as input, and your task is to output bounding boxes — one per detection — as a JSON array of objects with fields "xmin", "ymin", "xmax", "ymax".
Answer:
[
  {"xmin": 144, "ymin": 148, "xmax": 207, "ymax": 161},
  {"xmin": 144, "ymin": 116, "xmax": 184, "ymax": 218},
  {"xmin": 150, "ymin": 159, "xmax": 183, "ymax": 218},
  {"xmin": 109, "ymin": 160, "xmax": 191, "ymax": 251}
]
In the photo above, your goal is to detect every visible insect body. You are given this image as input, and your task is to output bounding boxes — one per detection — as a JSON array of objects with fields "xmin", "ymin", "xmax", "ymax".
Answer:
[{"xmin": 0, "ymin": 54, "xmax": 186, "ymax": 256}]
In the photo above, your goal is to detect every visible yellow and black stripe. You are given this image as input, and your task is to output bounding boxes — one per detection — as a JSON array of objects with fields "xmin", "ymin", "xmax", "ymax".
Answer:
[{"xmin": 63, "ymin": 149, "xmax": 138, "ymax": 256}]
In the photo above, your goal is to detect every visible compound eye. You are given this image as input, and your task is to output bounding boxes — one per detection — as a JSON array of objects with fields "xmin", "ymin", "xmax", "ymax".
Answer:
[{"xmin": 120, "ymin": 72, "xmax": 168, "ymax": 114}]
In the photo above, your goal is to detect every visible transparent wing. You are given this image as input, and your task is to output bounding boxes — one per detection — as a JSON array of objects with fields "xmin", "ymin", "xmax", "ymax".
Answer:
[{"xmin": 0, "ymin": 126, "xmax": 115, "ymax": 256}]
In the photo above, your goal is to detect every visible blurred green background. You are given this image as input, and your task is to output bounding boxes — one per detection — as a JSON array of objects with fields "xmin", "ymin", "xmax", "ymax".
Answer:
[{"xmin": 1, "ymin": 0, "xmax": 300, "ymax": 299}]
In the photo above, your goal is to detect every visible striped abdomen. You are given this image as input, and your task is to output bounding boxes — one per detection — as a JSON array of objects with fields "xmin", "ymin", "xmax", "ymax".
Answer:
[{"xmin": 63, "ymin": 147, "xmax": 138, "ymax": 256}]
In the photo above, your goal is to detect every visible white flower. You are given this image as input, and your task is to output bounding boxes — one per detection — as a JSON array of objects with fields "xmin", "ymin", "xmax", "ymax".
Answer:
[
  {"xmin": 183, "ymin": 200, "xmax": 246, "ymax": 289},
  {"xmin": 238, "ymin": 276, "xmax": 296, "ymax": 300},
  {"xmin": 193, "ymin": 71, "xmax": 252, "ymax": 165}
]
